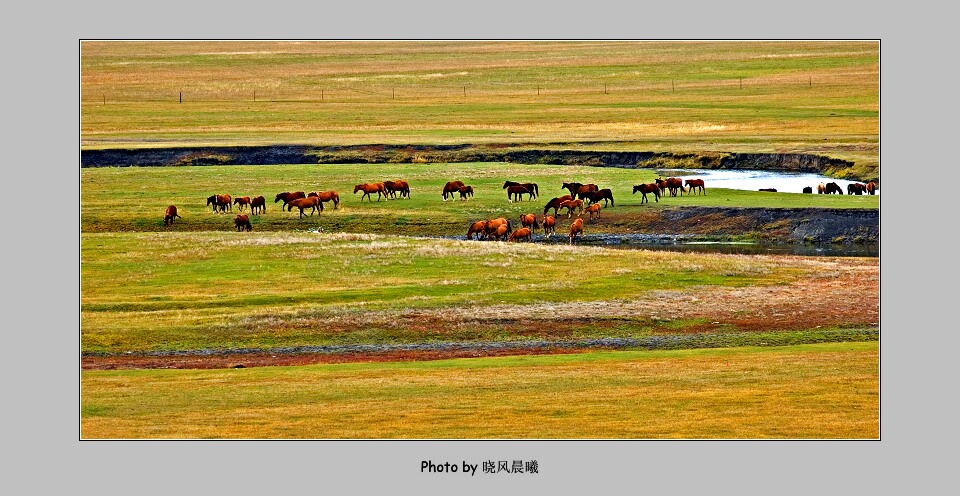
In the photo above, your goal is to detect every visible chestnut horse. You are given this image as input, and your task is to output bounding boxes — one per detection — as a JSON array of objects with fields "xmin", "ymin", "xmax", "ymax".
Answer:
[
  {"xmin": 506, "ymin": 184, "xmax": 535, "ymax": 202},
  {"xmin": 163, "ymin": 205, "xmax": 181, "ymax": 226},
  {"xmin": 561, "ymin": 182, "xmax": 599, "ymax": 200},
  {"xmin": 388, "ymin": 180, "xmax": 410, "ymax": 199},
  {"xmin": 207, "ymin": 194, "xmax": 231, "ymax": 213},
  {"xmin": 509, "ymin": 227, "xmax": 533, "ymax": 242},
  {"xmin": 685, "ymin": 179, "xmax": 706, "ymax": 195},
  {"xmin": 250, "ymin": 196, "xmax": 266, "ymax": 215},
  {"xmin": 520, "ymin": 213, "xmax": 539, "ymax": 231},
  {"xmin": 492, "ymin": 224, "xmax": 510, "ymax": 241},
  {"xmin": 309, "ymin": 190, "xmax": 340, "ymax": 209},
  {"xmin": 569, "ymin": 218, "xmax": 584, "ymax": 245},
  {"xmin": 275, "ymin": 191, "xmax": 306, "ymax": 211},
  {"xmin": 467, "ymin": 220, "xmax": 488, "ymax": 240},
  {"xmin": 234, "ymin": 214, "xmax": 251, "ymax": 232},
  {"xmin": 503, "ymin": 181, "xmax": 539, "ymax": 199},
  {"xmin": 584, "ymin": 203, "xmax": 601, "ymax": 221},
  {"xmin": 543, "ymin": 195, "xmax": 573, "ymax": 216},
  {"xmin": 817, "ymin": 183, "xmax": 827, "ymax": 194},
  {"xmin": 866, "ymin": 182, "xmax": 877, "ymax": 195},
  {"xmin": 632, "ymin": 183, "xmax": 660, "ymax": 204},
  {"xmin": 233, "ymin": 196, "xmax": 251, "ymax": 212},
  {"xmin": 459, "ymin": 185, "xmax": 474, "ymax": 200},
  {"xmin": 442, "ymin": 181, "xmax": 466, "ymax": 201},
  {"xmin": 354, "ymin": 183, "xmax": 386, "ymax": 202},
  {"xmin": 558, "ymin": 199, "xmax": 584, "ymax": 218},
  {"xmin": 542, "ymin": 215, "xmax": 556, "ymax": 238},
  {"xmin": 580, "ymin": 188, "xmax": 614, "ymax": 207},
  {"xmin": 659, "ymin": 177, "xmax": 685, "ymax": 197},
  {"xmin": 484, "ymin": 217, "xmax": 512, "ymax": 240},
  {"xmin": 287, "ymin": 196, "xmax": 323, "ymax": 218}
]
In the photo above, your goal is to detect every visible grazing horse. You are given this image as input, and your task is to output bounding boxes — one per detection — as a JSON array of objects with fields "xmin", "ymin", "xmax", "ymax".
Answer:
[
  {"xmin": 758, "ymin": 188, "xmax": 778, "ymax": 192},
  {"xmin": 354, "ymin": 183, "xmax": 386, "ymax": 202},
  {"xmin": 817, "ymin": 183, "xmax": 827, "ymax": 194},
  {"xmin": 442, "ymin": 181, "xmax": 466, "ymax": 201},
  {"xmin": 561, "ymin": 182, "xmax": 598, "ymax": 200},
  {"xmin": 584, "ymin": 203, "xmax": 602, "ymax": 221},
  {"xmin": 506, "ymin": 184, "xmax": 535, "ymax": 202},
  {"xmin": 492, "ymin": 224, "xmax": 510, "ymax": 241},
  {"xmin": 866, "ymin": 182, "xmax": 877, "ymax": 195},
  {"xmin": 275, "ymin": 191, "xmax": 306, "ymax": 211},
  {"xmin": 459, "ymin": 185, "xmax": 474, "ymax": 200},
  {"xmin": 233, "ymin": 196, "xmax": 251, "ymax": 212},
  {"xmin": 559, "ymin": 199, "xmax": 584, "ymax": 218},
  {"xmin": 685, "ymin": 179, "xmax": 706, "ymax": 196},
  {"xmin": 509, "ymin": 227, "xmax": 533, "ymax": 242},
  {"xmin": 207, "ymin": 194, "xmax": 231, "ymax": 213},
  {"xmin": 309, "ymin": 190, "xmax": 341, "ymax": 209},
  {"xmin": 382, "ymin": 180, "xmax": 399, "ymax": 199},
  {"xmin": 287, "ymin": 196, "xmax": 323, "ymax": 218},
  {"xmin": 543, "ymin": 195, "xmax": 574, "ymax": 216},
  {"xmin": 163, "ymin": 205, "xmax": 181, "ymax": 226},
  {"xmin": 824, "ymin": 182, "xmax": 844, "ymax": 195},
  {"xmin": 519, "ymin": 213, "xmax": 539, "ymax": 231},
  {"xmin": 467, "ymin": 220, "xmax": 488, "ymax": 240},
  {"xmin": 250, "ymin": 196, "xmax": 266, "ymax": 214},
  {"xmin": 633, "ymin": 183, "xmax": 660, "ymax": 204},
  {"xmin": 848, "ymin": 183, "xmax": 867, "ymax": 195},
  {"xmin": 569, "ymin": 218, "xmax": 584, "ymax": 245},
  {"xmin": 503, "ymin": 181, "xmax": 539, "ymax": 199},
  {"xmin": 802, "ymin": 186, "xmax": 813, "ymax": 194},
  {"xmin": 580, "ymin": 188, "xmax": 615, "ymax": 207},
  {"xmin": 484, "ymin": 217, "xmax": 512, "ymax": 240},
  {"xmin": 234, "ymin": 214, "xmax": 251, "ymax": 232},
  {"xmin": 542, "ymin": 215, "xmax": 556, "ymax": 238},
  {"xmin": 662, "ymin": 177, "xmax": 685, "ymax": 197},
  {"xmin": 392, "ymin": 180, "xmax": 410, "ymax": 199}
]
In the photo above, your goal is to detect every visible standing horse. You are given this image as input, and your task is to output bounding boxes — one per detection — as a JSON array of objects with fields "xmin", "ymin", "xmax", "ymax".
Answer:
[
  {"xmin": 459, "ymin": 185, "xmax": 474, "ymax": 200},
  {"xmin": 207, "ymin": 194, "xmax": 231, "ymax": 213},
  {"xmin": 685, "ymin": 179, "xmax": 706, "ymax": 195},
  {"xmin": 275, "ymin": 191, "xmax": 306, "ymax": 211},
  {"xmin": 354, "ymin": 183, "xmax": 385, "ymax": 202},
  {"xmin": 663, "ymin": 177, "xmax": 685, "ymax": 197},
  {"xmin": 580, "ymin": 189, "xmax": 614, "ymax": 207},
  {"xmin": 310, "ymin": 190, "xmax": 340, "ymax": 209},
  {"xmin": 559, "ymin": 199, "xmax": 584, "ymax": 218},
  {"xmin": 503, "ymin": 181, "xmax": 539, "ymax": 199},
  {"xmin": 484, "ymin": 217, "xmax": 511, "ymax": 240},
  {"xmin": 506, "ymin": 184, "xmax": 535, "ymax": 202},
  {"xmin": 802, "ymin": 186, "xmax": 813, "ymax": 194},
  {"xmin": 287, "ymin": 196, "xmax": 323, "ymax": 218},
  {"xmin": 509, "ymin": 228, "xmax": 533, "ymax": 242},
  {"xmin": 250, "ymin": 196, "xmax": 266, "ymax": 214},
  {"xmin": 543, "ymin": 195, "xmax": 573, "ymax": 216},
  {"xmin": 866, "ymin": 182, "xmax": 877, "ymax": 195},
  {"xmin": 234, "ymin": 214, "xmax": 251, "ymax": 232},
  {"xmin": 633, "ymin": 183, "xmax": 660, "ymax": 204},
  {"xmin": 163, "ymin": 205, "xmax": 182, "ymax": 226},
  {"xmin": 848, "ymin": 183, "xmax": 867, "ymax": 195},
  {"xmin": 392, "ymin": 180, "xmax": 410, "ymax": 199},
  {"xmin": 584, "ymin": 203, "xmax": 601, "ymax": 221},
  {"xmin": 561, "ymin": 182, "xmax": 598, "ymax": 199},
  {"xmin": 519, "ymin": 213, "xmax": 539, "ymax": 231},
  {"xmin": 569, "ymin": 218, "xmax": 584, "ymax": 245},
  {"xmin": 824, "ymin": 182, "xmax": 844, "ymax": 195},
  {"xmin": 542, "ymin": 215, "xmax": 556, "ymax": 238},
  {"xmin": 442, "ymin": 181, "xmax": 466, "ymax": 201},
  {"xmin": 467, "ymin": 220, "xmax": 488, "ymax": 240},
  {"xmin": 817, "ymin": 183, "xmax": 827, "ymax": 194},
  {"xmin": 233, "ymin": 196, "xmax": 251, "ymax": 212}
]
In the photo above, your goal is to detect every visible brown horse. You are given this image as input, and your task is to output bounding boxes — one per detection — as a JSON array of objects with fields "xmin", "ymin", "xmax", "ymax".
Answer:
[
  {"xmin": 847, "ymin": 183, "xmax": 867, "ymax": 195},
  {"xmin": 632, "ymin": 183, "xmax": 660, "ymax": 204},
  {"xmin": 685, "ymin": 179, "xmax": 706, "ymax": 195},
  {"xmin": 506, "ymin": 184, "xmax": 535, "ymax": 202},
  {"xmin": 207, "ymin": 194, "xmax": 232, "ymax": 213},
  {"xmin": 758, "ymin": 188, "xmax": 778, "ymax": 192},
  {"xmin": 866, "ymin": 182, "xmax": 877, "ymax": 195},
  {"xmin": 519, "ymin": 213, "xmax": 539, "ymax": 231},
  {"xmin": 492, "ymin": 223, "xmax": 510, "ymax": 241},
  {"xmin": 584, "ymin": 203, "xmax": 602, "ymax": 221},
  {"xmin": 354, "ymin": 183, "xmax": 386, "ymax": 202},
  {"xmin": 542, "ymin": 215, "xmax": 556, "ymax": 238},
  {"xmin": 234, "ymin": 214, "xmax": 251, "ymax": 232},
  {"xmin": 459, "ymin": 185, "xmax": 474, "ymax": 200},
  {"xmin": 250, "ymin": 196, "xmax": 266, "ymax": 214},
  {"xmin": 543, "ymin": 195, "xmax": 574, "ymax": 216},
  {"xmin": 233, "ymin": 196, "xmax": 251, "ymax": 211},
  {"xmin": 663, "ymin": 177, "xmax": 685, "ymax": 197},
  {"xmin": 467, "ymin": 220, "xmax": 488, "ymax": 240},
  {"xmin": 485, "ymin": 217, "xmax": 512, "ymax": 240},
  {"xmin": 389, "ymin": 180, "xmax": 410, "ymax": 199},
  {"xmin": 817, "ymin": 183, "xmax": 827, "ymax": 194},
  {"xmin": 309, "ymin": 190, "xmax": 341, "ymax": 209},
  {"xmin": 559, "ymin": 199, "xmax": 584, "ymax": 218},
  {"xmin": 509, "ymin": 227, "xmax": 533, "ymax": 242},
  {"xmin": 561, "ymin": 182, "xmax": 599, "ymax": 200},
  {"xmin": 580, "ymin": 188, "xmax": 615, "ymax": 207},
  {"xmin": 163, "ymin": 205, "xmax": 181, "ymax": 226},
  {"xmin": 503, "ymin": 181, "xmax": 539, "ymax": 199},
  {"xmin": 569, "ymin": 218, "xmax": 584, "ymax": 245},
  {"xmin": 287, "ymin": 196, "xmax": 323, "ymax": 218},
  {"xmin": 442, "ymin": 181, "xmax": 466, "ymax": 201},
  {"xmin": 824, "ymin": 182, "xmax": 844, "ymax": 195},
  {"xmin": 275, "ymin": 191, "xmax": 306, "ymax": 211}
]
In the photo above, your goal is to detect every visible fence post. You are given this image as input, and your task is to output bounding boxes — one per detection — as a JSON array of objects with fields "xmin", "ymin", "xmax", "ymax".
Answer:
[
  {"xmin": 537, "ymin": 85, "xmax": 540, "ymax": 95},
  {"xmin": 254, "ymin": 90, "xmax": 256, "ymax": 102},
  {"xmin": 179, "ymin": 92, "xmax": 182, "ymax": 103},
  {"xmin": 604, "ymin": 83, "xmax": 607, "ymax": 94},
  {"xmin": 392, "ymin": 88, "xmax": 395, "ymax": 99}
]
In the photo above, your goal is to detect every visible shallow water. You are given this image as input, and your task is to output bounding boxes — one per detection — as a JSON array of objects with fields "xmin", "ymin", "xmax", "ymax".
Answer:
[{"xmin": 656, "ymin": 169, "xmax": 879, "ymax": 196}]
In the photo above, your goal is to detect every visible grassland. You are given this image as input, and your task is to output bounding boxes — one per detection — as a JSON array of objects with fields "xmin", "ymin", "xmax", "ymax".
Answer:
[{"xmin": 80, "ymin": 41, "xmax": 879, "ymax": 177}]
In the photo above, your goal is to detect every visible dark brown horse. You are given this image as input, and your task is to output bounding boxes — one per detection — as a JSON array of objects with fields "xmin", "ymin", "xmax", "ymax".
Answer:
[
  {"xmin": 275, "ymin": 191, "xmax": 306, "ymax": 211},
  {"xmin": 354, "ymin": 183, "xmax": 386, "ymax": 202},
  {"xmin": 206, "ymin": 194, "xmax": 232, "ymax": 213},
  {"xmin": 866, "ymin": 182, "xmax": 877, "ymax": 195},
  {"xmin": 459, "ymin": 185, "xmax": 474, "ymax": 200},
  {"xmin": 543, "ymin": 195, "xmax": 574, "ymax": 216},
  {"xmin": 234, "ymin": 214, "xmax": 251, "ymax": 232},
  {"xmin": 163, "ymin": 205, "xmax": 181, "ymax": 226},
  {"xmin": 561, "ymin": 182, "xmax": 599, "ymax": 199},
  {"xmin": 632, "ymin": 183, "xmax": 660, "ymax": 204},
  {"xmin": 802, "ymin": 186, "xmax": 813, "ymax": 194},
  {"xmin": 847, "ymin": 183, "xmax": 867, "ymax": 195},
  {"xmin": 580, "ymin": 188, "xmax": 614, "ymax": 207},
  {"xmin": 233, "ymin": 196, "xmax": 251, "ymax": 211},
  {"xmin": 824, "ymin": 182, "xmax": 844, "ymax": 195},
  {"xmin": 685, "ymin": 179, "xmax": 706, "ymax": 195},
  {"xmin": 442, "ymin": 181, "xmax": 466, "ymax": 201},
  {"xmin": 287, "ymin": 196, "xmax": 323, "ymax": 218},
  {"xmin": 309, "ymin": 190, "xmax": 341, "ymax": 209},
  {"xmin": 569, "ymin": 217, "xmax": 584, "ymax": 245},
  {"xmin": 659, "ymin": 177, "xmax": 685, "ymax": 197},
  {"xmin": 758, "ymin": 188, "xmax": 778, "ymax": 192},
  {"xmin": 250, "ymin": 196, "xmax": 266, "ymax": 214},
  {"xmin": 467, "ymin": 220, "xmax": 487, "ymax": 240},
  {"xmin": 506, "ymin": 184, "xmax": 535, "ymax": 202},
  {"xmin": 503, "ymin": 181, "xmax": 539, "ymax": 199},
  {"xmin": 519, "ymin": 213, "xmax": 539, "ymax": 231},
  {"xmin": 542, "ymin": 215, "xmax": 556, "ymax": 238},
  {"xmin": 509, "ymin": 227, "xmax": 533, "ymax": 242}
]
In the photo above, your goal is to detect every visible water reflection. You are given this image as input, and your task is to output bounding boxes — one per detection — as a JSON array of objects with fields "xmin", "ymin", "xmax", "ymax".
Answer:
[{"xmin": 656, "ymin": 169, "xmax": 879, "ymax": 196}]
